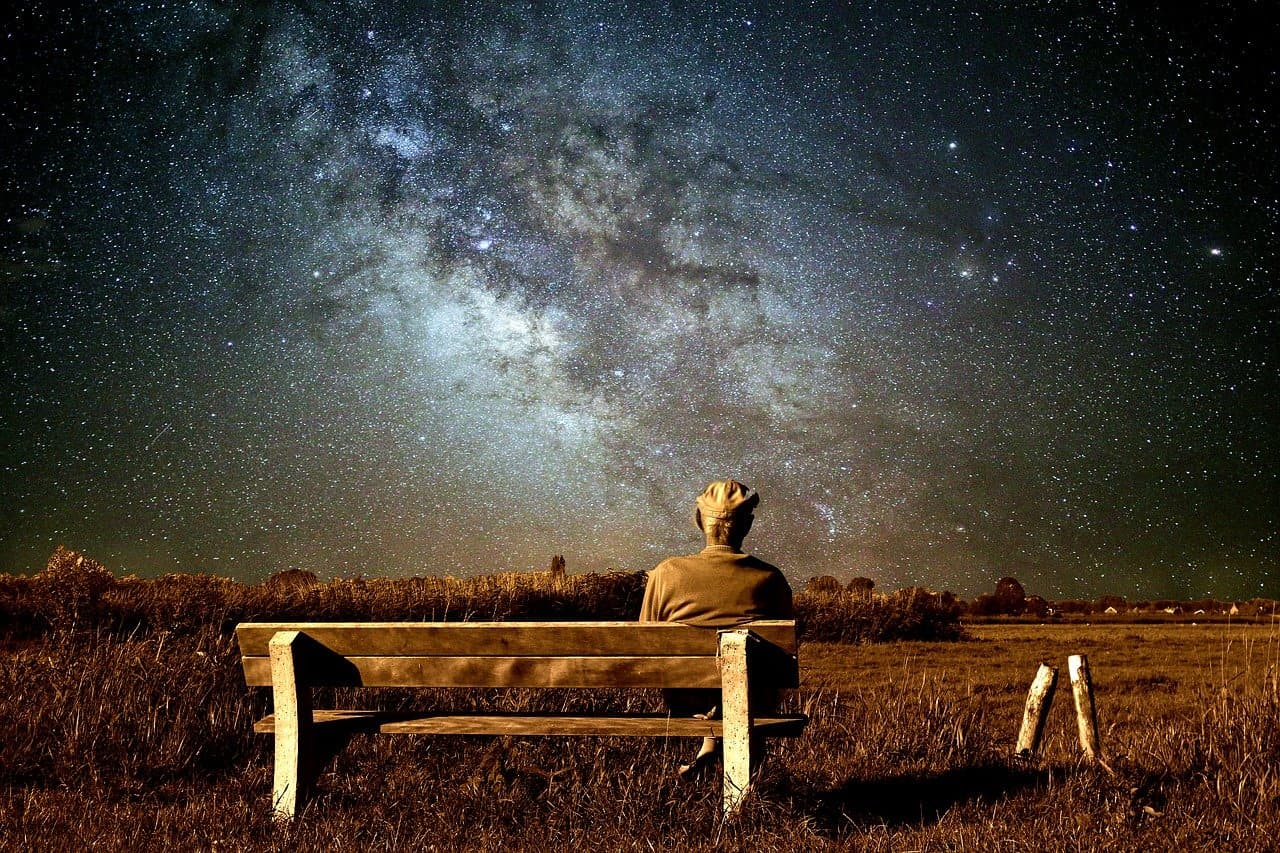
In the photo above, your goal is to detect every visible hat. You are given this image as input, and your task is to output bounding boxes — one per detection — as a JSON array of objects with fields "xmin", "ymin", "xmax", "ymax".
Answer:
[{"xmin": 695, "ymin": 479, "xmax": 759, "ymax": 520}]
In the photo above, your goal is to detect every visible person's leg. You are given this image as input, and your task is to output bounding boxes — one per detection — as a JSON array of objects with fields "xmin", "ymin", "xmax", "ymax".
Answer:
[
  {"xmin": 678, "ymin": 736, "xmax": 719, "ymax": 778},
  {"xmin": 662, "ymin": 689, "xmax": 721, "ymax": 778}
]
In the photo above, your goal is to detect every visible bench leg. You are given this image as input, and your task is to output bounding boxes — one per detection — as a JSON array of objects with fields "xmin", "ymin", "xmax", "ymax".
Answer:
[
  {"xmin": 270, "ymin": 631, "xmax": 314, "ymax": 820},
  {"xmin": 719, "ymin": 630, "xmax": 753, "ymax": 818}
]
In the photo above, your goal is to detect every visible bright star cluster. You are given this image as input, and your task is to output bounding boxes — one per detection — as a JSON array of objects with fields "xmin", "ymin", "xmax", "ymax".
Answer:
[{"xmin": 1, "ymin": 2, "xmax": 1274, "ymax": 598}]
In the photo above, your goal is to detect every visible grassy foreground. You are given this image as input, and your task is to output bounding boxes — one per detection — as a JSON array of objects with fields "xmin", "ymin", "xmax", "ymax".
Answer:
[{"xmin": 1, "ymin": 560, "xmax": 1278, "ymax": 850}]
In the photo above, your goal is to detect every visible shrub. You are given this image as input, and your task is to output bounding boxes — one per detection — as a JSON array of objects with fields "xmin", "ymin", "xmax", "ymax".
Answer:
[
  {"xmin": 804, "ymin": 575, "xmax": 843, "ymax": 595},
  {"xmin": 32, "ymin": 546, "xmax": 118, "ymax": 630},
  {"xmin": 847, "ymin": 576, "xmax": 875, "ymax": 598},
  {"xmin": 795, "ymin": 587, "xmax": 965, "ymax": 643},
  {"xmin": 1024, "ymin": 595, "xmax": 1050, "ymax": 618}
]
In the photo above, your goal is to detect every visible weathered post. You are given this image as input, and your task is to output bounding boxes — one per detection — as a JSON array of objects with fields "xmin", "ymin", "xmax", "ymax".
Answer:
[
  {"xmin": 1068, "ymin": 653, "xmax": 1101, "ymax": 761},
  {"xmin": 1015, "ymin": 662, "xmax": 1058, "ymax": 757},
  {"xmin": 269, "ymin": 630, "xmax": 314, "ymax": 819},
  {"xmin": 719, "ymin": 629, "xmax": 753, "ymax": 818}
]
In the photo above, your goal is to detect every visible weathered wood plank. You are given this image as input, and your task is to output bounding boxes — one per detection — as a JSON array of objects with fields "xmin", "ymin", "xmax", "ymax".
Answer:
[
  {"xmin": 236, "ymin": 621, "xmax": 798, "ymax": 658},
  {"xmin": 242, "ymin": 654, "xmax": 726, "ymax": 688},
  {"xmin": 252, "ymin": 711, "xmax": 808, "ymax": 737},
  {"xmin": 269, "ymin": 631, "xmax": 313, "ymax": 820},
  {"xmin": 720, "ymin": 630, "xmax": 753, "ymax": 817}
]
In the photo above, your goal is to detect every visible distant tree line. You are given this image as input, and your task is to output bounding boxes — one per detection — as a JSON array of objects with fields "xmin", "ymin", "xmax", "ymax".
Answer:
[{"xmin": 801, "ymin": 572, "xmax": 1276, "ymax": 620}]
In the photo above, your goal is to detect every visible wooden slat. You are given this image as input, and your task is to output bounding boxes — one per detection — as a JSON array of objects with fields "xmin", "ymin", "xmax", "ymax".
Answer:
[
  {"xmin": 235, "ymin": 621, "xmax": 798, "ymax": 658},
  {"xmin": 242, "ymin": 654, "xmax": 725, "ymax": 688},
  {"xmin": 252, "ymin": 711, "xmax": 808, "ymax": 737}
]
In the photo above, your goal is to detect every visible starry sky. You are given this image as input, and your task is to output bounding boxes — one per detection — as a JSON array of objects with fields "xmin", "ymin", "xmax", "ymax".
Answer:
[{"xmin": 2, "ymin": 2, "xmax": 1275, "ymax": 598}]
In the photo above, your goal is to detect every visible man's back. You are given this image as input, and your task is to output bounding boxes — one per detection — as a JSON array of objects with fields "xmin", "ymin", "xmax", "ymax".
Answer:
[{"xmin": 639, "ymin": 544, "xmax": 793, "ymax": 628}]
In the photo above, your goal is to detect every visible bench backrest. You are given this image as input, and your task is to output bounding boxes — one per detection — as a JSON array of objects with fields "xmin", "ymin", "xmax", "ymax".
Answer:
[{"xmin": 236, "ymin": 620, "xmax": 798, "ymax": 689}]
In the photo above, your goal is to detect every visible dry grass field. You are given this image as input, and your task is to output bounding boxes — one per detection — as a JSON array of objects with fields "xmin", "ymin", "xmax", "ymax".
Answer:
[{"xmin": 1, "ymin": 560, "xmax": 1277, "ymax": 851}]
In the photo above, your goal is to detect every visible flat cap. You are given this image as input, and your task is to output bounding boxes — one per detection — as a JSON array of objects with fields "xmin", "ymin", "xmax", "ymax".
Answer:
[{"xmin": 695, "ymin": 479, "xmax": 759, "ymax": 520}]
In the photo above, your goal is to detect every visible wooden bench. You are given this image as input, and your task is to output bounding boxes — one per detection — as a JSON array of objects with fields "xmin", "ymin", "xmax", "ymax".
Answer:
[{"xmin": 236, "ymin": 620, "xmax": 805, "ymax": 819}]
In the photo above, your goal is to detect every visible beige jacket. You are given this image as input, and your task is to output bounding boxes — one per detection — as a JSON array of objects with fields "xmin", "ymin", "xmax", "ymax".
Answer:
[{"xmin": 639, "ymin": 545, "xmax": 793, "ymax": 628}]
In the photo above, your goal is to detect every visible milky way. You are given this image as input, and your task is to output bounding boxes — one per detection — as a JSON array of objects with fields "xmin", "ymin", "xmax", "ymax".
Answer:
[{"xmin": 2, "ymin": 2, "xmax": 1275, "ymax": 597}]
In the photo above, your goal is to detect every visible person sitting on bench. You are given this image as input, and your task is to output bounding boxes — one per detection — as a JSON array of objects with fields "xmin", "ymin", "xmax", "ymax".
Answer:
[{"xmin": 639, "ymin": 479, "xmax": 795, "ymax": 778}]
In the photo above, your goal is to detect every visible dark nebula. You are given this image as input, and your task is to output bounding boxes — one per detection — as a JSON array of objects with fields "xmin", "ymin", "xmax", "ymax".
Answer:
[{"xmin": 2, "ymin": 2, "xmax": 1274, "ymax": 597}]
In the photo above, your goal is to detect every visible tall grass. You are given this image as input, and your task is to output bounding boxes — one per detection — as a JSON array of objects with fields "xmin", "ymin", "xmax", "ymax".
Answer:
[
  {"xmin": 4, "ymin": 623, "xmax": 1276, "ymax": 850},
  {"xmin": 0, "ymin": 546, "xmax": 964, "ymax": 644},
  {"xmin": 1, "ymin": 550, "xmax": 1276, "ymax": 849},
  {"xmin": 798, "ymin": 586, "xmax": 966, "ymax": 643},
  {"xmin": 0, "ymin": 620, "xmax": 1000, "ymax": 850}
]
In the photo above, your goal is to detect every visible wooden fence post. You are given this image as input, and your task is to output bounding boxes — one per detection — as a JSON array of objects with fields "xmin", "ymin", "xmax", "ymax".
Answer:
[
  {"xmin": 1015, "ymin": 663, "xmax": 1058, "ymax": 757},
  {"xmin": 1067, "ymin": 654, "xmax": 1101, "ymax": 762},
  {"xmin": 719, "ymin": 630, "xmax": 753, "ymax": 818}
]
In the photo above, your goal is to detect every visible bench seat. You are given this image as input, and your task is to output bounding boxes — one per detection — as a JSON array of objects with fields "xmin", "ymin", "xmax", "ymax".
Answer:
[{"xmin": 252, "ymin": 710, "xmax": 808, "ymax": 737}]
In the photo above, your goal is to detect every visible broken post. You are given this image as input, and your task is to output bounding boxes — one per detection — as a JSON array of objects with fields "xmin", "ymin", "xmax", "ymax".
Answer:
[
  {"xmin": 1068, "ymin": 653, "xmax": 1101, "ymax": 761},
  {"xmin": 1015, "ymin": 662, "xmax": 1058, "ymax": 757}
]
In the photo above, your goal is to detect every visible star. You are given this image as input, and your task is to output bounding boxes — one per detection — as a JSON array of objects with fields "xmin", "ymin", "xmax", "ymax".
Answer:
[{"xmin": 0, "ymin": 1, "xmax": 1269, "ymax": 600}]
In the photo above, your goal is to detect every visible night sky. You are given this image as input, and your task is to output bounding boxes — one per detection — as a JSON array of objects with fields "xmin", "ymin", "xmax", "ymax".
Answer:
[{"xmin": 2, "ymin": 2, "xmax": 1275, "ymax": 598}]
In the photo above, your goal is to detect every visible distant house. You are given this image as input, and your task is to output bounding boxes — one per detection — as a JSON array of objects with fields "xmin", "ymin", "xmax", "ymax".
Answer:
[
  {"xmin": 1229, "ymin": 603, "xmax": 1240, "ymax": 616},
  {"xmin": 1162, "ymin": 607, "xmax": 1178, "ymax": 614},
  {"xmin": 1194, "ymin": 609, "xmax": 1206, "ymax": 615},
  {"xmin": 1104, "ymin": 606, "xmax": 1118, "ymax": 614}
]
